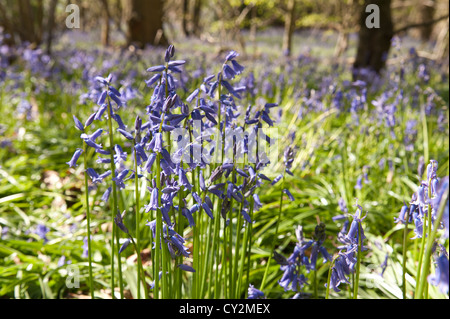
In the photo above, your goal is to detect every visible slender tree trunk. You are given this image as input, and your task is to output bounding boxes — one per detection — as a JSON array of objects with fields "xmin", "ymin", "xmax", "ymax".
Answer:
[
  {"xmin": 0, "ymin": 1, "xmax": 16, "ymax": 46},
  {"xmin": 353, "ymin": 0, "xmax": 394, "ymax": 76},
  {"xmin": 101, "ymin": 0, "xmax": 111, "ymax": 46},
  {"xmin": 282, "ymin": 0, "xmax": 296, "ymax": 56},
  {"xmin": 122, "ymin": 0, "xmax": 168, "ymax": 47},
  {"xmin": 182, "ymin": 0, "xmax": 190, "ymax": 36},
  {"xmin": 192, "ymin": 0, "xmax": 202, "ymax": 36},
  {"xmin": 46, "ymin": 0, "xmax": 58, "ymax": 54},
  {"xmin": 18, "ymin": 0, "xmax": 37, "ymax": 44},
  {"xmin": 334, "ymin": 31, "xmax": 349, "ymax": 58},
  {"xmin": 419, "ymin": 0, "xmax": 435, "ymax": 41},
  {"xmin": 35, "ymin": 0, "xmax": 44, "ymax": 44}
]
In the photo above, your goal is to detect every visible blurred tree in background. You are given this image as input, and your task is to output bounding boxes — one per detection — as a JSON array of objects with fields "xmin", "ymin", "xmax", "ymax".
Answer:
[{"xmin": 0, "ymin": 0, "xmax": 448, "ymax": 72}]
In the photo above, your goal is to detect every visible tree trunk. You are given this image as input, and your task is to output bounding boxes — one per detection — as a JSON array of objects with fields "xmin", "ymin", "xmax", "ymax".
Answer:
[
  {"xmin": 192, "ymin": 0, "xmax": 202, "ymax": 36},
  {"xmin": 434, "ymin": 18, "xmax": 449, "ymax": 62},
  {"xmin": 353, "ymin": 0, "xmax": 394, "ymax": 76},
  {"xmin": 334, "ymin": 31, "xmax": 349, "ymax": 59},
  {"xmin": 282, "ymin": 0, "xmax": 296, "ymax": 56},
  {"xmin": 101, "ymin": 0, "xmax": 111, "ymax": 46},
  {"xmin": 18, "ymin": 0, "xmax": 37, "ymax": 44},
  {"xmin": 122, "ymin": 0, "xmax": 168, "ymax": 48},
  {"xmin": 419, "ymin": 0, "xmax": 435, "ymax": 41},
  {"xmin": 0, "ymin": 1, "xmax": 16, "ymax": 46},
  {"xmin": 46, "ymin": 0, "xmax": 58, "ymax": 54},
  {"xmin": 182, "ymin": 0, "xmax": 190, "ymax": 36}
]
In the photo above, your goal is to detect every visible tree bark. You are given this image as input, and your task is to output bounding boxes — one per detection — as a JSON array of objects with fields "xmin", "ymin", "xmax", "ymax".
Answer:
[
  {"xmin": 18, "ymin": 0, "xmax": 37, "ymax": 44},
  {"xmin": 100, "ymin": 0, "xmax": 111, "ymax": 46},
  {"xmin": 192, "ymin": 0, "xmax": 202, "ymax": 36},
  {"xmin": 45, "ymin": 0, "xmax": 58, "ymax": 54},
  {"xmin": 353, "ymin": 0, "xmax": 394, "ymax": 76},
  {"xmin": 282, "ymin": 0, "xmax": 296, "ymax": 56},
  {"xmin": 122, "ymin": 0, "xmax": 168, "ymax": 48},
  {"xmin": 0, "ymin": 1, "xmax": 16, "ymax": 45},
  {"xmin": 419, "ymin": 0, "xmax": 435, "ymax": 41},
  {"xmin": 182, "ymin": 0, "xmax": 190, "ymax": 36}
]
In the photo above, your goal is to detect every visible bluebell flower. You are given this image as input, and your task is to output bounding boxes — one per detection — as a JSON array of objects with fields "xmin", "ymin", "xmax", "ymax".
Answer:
[
  {"xmin": 428, "ymin": 254, "xmax": 449, "ymax": 294},
  {"xmin": 143, "ymin": 153, "xmax": 157, "ymax": 173},
  {"xmin": 283, "ymin": 189, "xmax": 295, "ymax": 201},
  {"xmin": 177, "ymin": 264, "xmax": 195, "ymax": 272},
  {"xmin": 66, "ymin": 148, "xmax": 83, "ymax": 168},
  {"xmin": 145, "ymin": 187, "xmax": 159, "ymax": 212},
  {"xmin": 394, "ymin": 202, "xmax": 409, "ymax": 223},
  {"xmin": 165, "ymin": 44, "xmax": 175, "ymax": 62},
  {"xmin": 85, "ymin": 113, "xmax": 96, "ymax": 128},
  {"xmin": 83, "ymin": 137, "xmax": 103, "ymax": 150},
  {"xmin": 114, "ymin": 144, "xmax": 127, "ymax": 164},
  {"xmin": 248, "ymin": 284, "xmax": 265, "ymax": 299},
  {"xmin": 338, "ymin": 197, "xmax": 348, "ymax": 214},
  {"xmin": 380, "ymin": 253, "xmax": 389, "ymax": 277},
  {"xmin": 182, "ymin": 207, "xmax": 195, "ymax": 227},
  {"xmin": 113, "ymin": 113, "xmax": 127, "ymax": 130},
  {"xmin": 101, "ymin": 186, "xmax": 112, "ymax": 202},
  {"xmin": 81, "ymin": 236, "xmax": 89, "ymax": 258},
  {"xmin": 35, "ymin": 224, "xmax": 50, "ymax": 242},
  {"xmin": 117, "ymin": 128, "xmax": 134, "ymax": 140},
  {"xmin": 94, "ymin": 103, "xmax": 107, "ymax": 121},
  {"xmin": 114, "ymin": 210, "xmax": 129, "ymax": 234},
  {"xmin": 119, "ymin": 238, "xmax": 131, "ymax": 254},
  {"xmin": 146, "ymin": 73, "xmax": 162, "ymax": 87},
  {"xmin": 354, "ymin": 175, "xmax": 362, "ymax": 190},
  {"xmin": 149, "ymin": 132, "xmax": 163, "ymax": 153},
  {"xmin": 81, "ymin": 129, "xmax": 103, "ymax": 142},
  {"xmin": 57, "ymin": 256, "xmax": 69, "ymax": 267},
  {"xmin": 169, "ymin": 235, "xmax": 190, "ymax": 257},
  {"xmin": 86, "ymin": 168, "xmax": 101, "ymax": 183},
  {"xmin": 73, "ymin": 115, "xmax": 84, "ymax": 131},
  {"xmin": 97, "ymin": 90, "xmax": 107, "ymax": 105},
  {"xmin": 202, "ymin": 202, "xmax": 214, "ymax": 219},
  {"xmin": 271, "ymin": 174, "xmax": 283, "ymax": 186}
]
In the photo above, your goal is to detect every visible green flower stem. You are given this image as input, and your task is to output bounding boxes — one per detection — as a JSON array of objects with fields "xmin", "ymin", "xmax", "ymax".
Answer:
[
  {"xmin": 175, "ymin": 189, "xmax": 184, "ymax": 299},
  {"xmin": 313, "ymin": 263, "xmax": 318, "ymax": 299},
  {"xmin": 162, "ymin": 238, "xmax": 170, "ymax": 298},
  {"xmin": 244, "ymin": 200, "xmax": 255, "ymax": 298},
  {"xmin": 415, "ymin": 177, "xmax": 432, "ymax": 297},
  {"xmin": 401, "ymin": 209, "xmax": 411, "ymax": 299},
  {"xmin": 260, "ymin": 174, "xmax": 285, "ymax": 292},
  {"xmin": 154, "ymin": 91, "xmax": 169, "ymax": 298},
  {"xmin": 154, "ymin": 152, "xmax": 162, "ymax": 299},
  {"xmin": 325, "ymin": 255, "xmax": 339, "ymax": 299},
  {"xmin": 128, "ymin": 235, "xmax": 149, "ymax": 297},
  {"xmin": 191, "ymin": 154, "xmax": 199, "ymax": 298},
  {"xmin": 133, "ymin": 141, "xmax": 144, "ymax": 299},
  {"xmin": 237, "ymin": 202, "xmax": 252, "ymax": 297},
  {"xmin": 353, "ymin": 221, "xmax": 362, "ymax": 299},
  {"xmin": 116, "ymin": 223, "xmax": 124, "ymax": 299},
  {"xmin": 106, "ymin": 96, "xmax": 120, "ymax": 298},
  {"xmin": 232, "ymin": 200, "xmax": 244, "ymax": 298},
  {"xmin": 198, "ymin": 190, "xmax": 209, "ymax": 298},
  {"xmin": 227, "ymin": 197, "xmax": 236, "ymax": 298},
  {"xmin": 82, "ymin": 142, "xmax": 94, "ymax": 299}
]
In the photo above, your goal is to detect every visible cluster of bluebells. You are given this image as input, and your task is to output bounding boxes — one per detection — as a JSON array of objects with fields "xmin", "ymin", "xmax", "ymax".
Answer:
[
  {"xmin": 394, "ymin": 159, "xmax": 449, "ymax": 293},
  {"xmin": 394, "ymin": 160, "xmax": 448, "ymax": 240},
  {"xmin": 67, "ymin": 44, "xmax": 282, "ymax": 275},
  {"xmin": 140, "ymin": 46, "xmax": 282, "ymax": 268},
  {"xmin": 273, "ymin": 224, "xmax": 332, "ymax": 296},
  {"xmin": 328, "ymin": 202, "xmax": 367, "ymax": 293}
]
